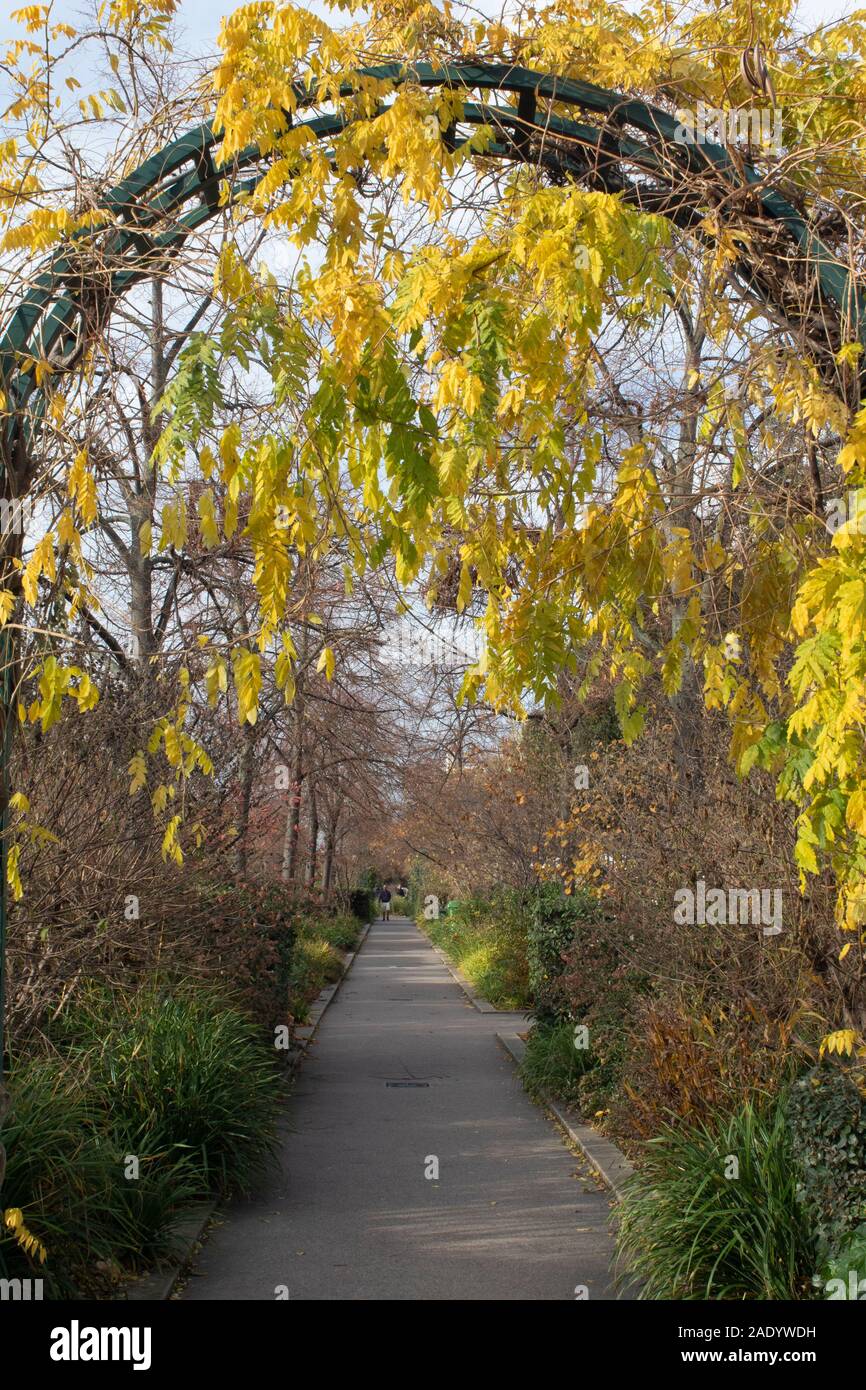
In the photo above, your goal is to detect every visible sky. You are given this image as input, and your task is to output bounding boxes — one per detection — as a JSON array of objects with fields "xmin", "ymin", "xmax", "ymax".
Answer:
[
  {"xmin": 168, "ymin": 0, "xmax": 866, "ymax": 51},
  {"xmin": 2, "ymin": 1, "xmax": 861, "ymax": 83},
  {"xmin": 30, "ymin": 0, "xmax": 866, "ymax": 57}
]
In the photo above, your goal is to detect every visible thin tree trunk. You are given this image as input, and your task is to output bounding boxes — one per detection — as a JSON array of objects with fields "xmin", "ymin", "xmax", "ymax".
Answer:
[
  {"xmin": 281, "ymin": 719, "xmax": 304, "ymax": 883},
  {"xmin": 666, "ymin": 298, "xmax": 707, "ymax": 799},
  {"xmin": 128, "ymin": 277, "xmax": 165, "ymax": 669},
  {"xmin": 323, "ymin": 831, "xmax": 335, "ymax": 894},
  {"xmin": 670, "ymin": 600, "xmax": 705, "ymax": 797},
  {"xmin": 281, "ymin": 619, "xmax": 312, "ymax": 884},
  {"xmin": 235, "ymin": 721, "xmax": 256, "ymax": 879},
  {"xmin": 306, "ymin": 782, "xmax": 319, "ymax": 889},
  {"xmin": 322, "ymin": 801, "xmax": 341, "ymax": 895}
]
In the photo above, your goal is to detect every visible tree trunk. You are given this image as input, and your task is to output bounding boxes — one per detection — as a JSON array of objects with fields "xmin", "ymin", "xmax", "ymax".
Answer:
[
  {"xmin": 127, "ymin": 277, "xmax": 165, "ymax": 669},
  {"xmin": 322, "ymin": 800, "xmax": 341, "ymax": 895},
  {"xmin": 323, "ymin": 832, "xmax": 335, "ymax": 894},
  {"xmin": 281, "ymin": 694, "xmax": 305, "ymax": 884},
  {"xmin": 670, "ymin": 602, "xmax": 705, "ymax": 798},
  {"xmin": 306, "ymin": 782, "xmax": 319, "ymax": 889},
  {"xmin": 666, "ymin": 298, "xmax": 707, "ymax": 800},
  {"xmin": 235, "ymin": 721, "xmax": 256, "ymax": 879}
]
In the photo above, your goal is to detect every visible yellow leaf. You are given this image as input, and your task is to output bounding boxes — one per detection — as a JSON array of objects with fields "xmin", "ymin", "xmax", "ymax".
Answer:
[
  {"xmin": 7, "ymin": 843, "xmax": 22, "ymax": 900},
  {"xmin": 161, "ymin": 814, "xmax": 183, "ymax": 865},
  {"xmin": 128, "ymin": 752, "xmax": 147, "ymax": 795},
  {"xmin": 232, "ymin": 647, "xmax": 261, "ymax": 724},
  {"xmin": 197, "ymin": 489, "xmax": 220, "ymax": 549},
  {"xmin": 846, "ymin": 789, "xmax": 866, "ymax": 836},
  {"xmin": 819, "ymin": 1028, "xmax": 856, "ymax": 1058},
  {"xmin": 316, "ymin": 646, "xmax": 335, "ymax": 681},
  {"xmin": 205, "ymin": 658, "xmax": 228, "ymax": 706},
  {"xmin": 164, "ymin": 725, "xmax": 181, "ymax": 767}
]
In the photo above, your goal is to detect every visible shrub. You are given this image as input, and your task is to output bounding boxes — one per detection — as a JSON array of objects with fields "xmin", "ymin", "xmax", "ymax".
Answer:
[
  {"xmin": 788, "ymin": 1062, "xmax": 866, "ymax": 1250},
  {"xmin": 520, "ymin": 1019, "xmax": 594, "ymax": 1104},
  {"xmin": 102, "ymin": 1156, "xmax": 205, "ymax": 1271},
  {"xmin": 199, "ymin": 880, "xmax": 297, "ymax": 1033},
  {"xmin": 534, "ymin": 709, "xmax": 838, "ymax": 1147},
  {"xmin": 616, "ymin": 1097, "xmax": 814, "ymax": 1300},
  {"xmin": 0, "ymin": 1054, "xmax": 200, "ymax": 1294},
  {"xmin": 613, "ymin": 993, "xmax": 806, "ymax": 1141},
  {"xmin": 425, "ymin": 890, "xmax": 530, "ymax": 1009},
  {"xmin": 814, "ymin": 1223, "xmax": 866, "ymax": 1299},
  {"xmin": 0, "ymin": 1056, "xmax": 116, "ymax": 1292},
  {"xmin": 2, "ymin": 983, "xmax": 283, "ymax": 1294},
  {"xmin": 574, "ymin": 979, "xmax": 642, "ymax": 1121},
  {"xmin": 57, "ymin": 983, "xmax": 282, "ymax": 1195},
  {"xmin": 313, "ymin": 912, "xmax": 361, "ymax": 951},
  {"xmin": 528, "ymin": 883, "xmax": 598, "ymax": 1023},
  {"xmin": 286, "ymin": 935, "xmax": 343, "ymax": 1020},
  {"xmin": 348, "ymin": 889, "xmax": 373, "ymax": 924}
]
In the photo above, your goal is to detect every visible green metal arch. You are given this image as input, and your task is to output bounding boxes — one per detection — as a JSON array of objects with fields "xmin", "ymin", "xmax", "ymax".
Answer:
[
  {"xmin": 0, "ymin": 61, "xmax": 861, "ymax": 1092},
  {"xmin": 1, "ymin": 61, "xmax": 862, "ymax": 453}
]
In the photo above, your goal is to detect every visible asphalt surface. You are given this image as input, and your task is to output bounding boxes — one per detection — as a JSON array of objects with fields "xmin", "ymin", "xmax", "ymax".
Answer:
[{"xmin": 181, "ymin": 916, "xmax": 620, "ymax": 1301}]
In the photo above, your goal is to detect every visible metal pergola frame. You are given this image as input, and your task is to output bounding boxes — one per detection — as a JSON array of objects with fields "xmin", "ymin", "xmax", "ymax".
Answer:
[{"xmin": 0, "ymin": 61, "xmax": 861, "ymax": 1182}]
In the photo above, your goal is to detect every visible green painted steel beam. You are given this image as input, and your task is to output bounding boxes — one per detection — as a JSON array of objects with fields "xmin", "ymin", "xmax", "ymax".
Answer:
[{"xmin": 1, "ymin": 61, "xmax": 862, "ymax": 400}]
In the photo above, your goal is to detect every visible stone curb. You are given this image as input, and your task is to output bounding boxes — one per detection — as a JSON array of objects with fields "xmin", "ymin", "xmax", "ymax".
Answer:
[
  {"xmin": 420, "ymin": 927, "xmax": 513, "ymax": 1014},
  {"xmin": 416, "ymin": 922, "xmax": 634, "ymax": 1197},
  {"xmin": 123, "ymin": 919, "xmax": 373, "ymax": 1300},
  {"xmin": 288, "ymin": 920, "xmax": 372, "ymax": 1069},
  {"xmin": 496, "ymin": 1032, "xmax": 635, "ymax": 1200},
  {"xmin": 124, "ymin": 1201, "xmax": 217, "ymax": 1302}
]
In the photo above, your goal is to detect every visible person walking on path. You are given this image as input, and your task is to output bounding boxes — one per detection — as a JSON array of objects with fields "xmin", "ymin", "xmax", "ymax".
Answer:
[{"xmin": 378, "ymin": 885, "xmax": 392, "ymax": 921}]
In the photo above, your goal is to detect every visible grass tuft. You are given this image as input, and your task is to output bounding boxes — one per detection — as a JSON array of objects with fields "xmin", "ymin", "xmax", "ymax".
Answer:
[
  {"xmin": 519, "ymin": 1019, "xmax": 594, "ymax": 1104},
  {"xmin": 615, "ymin": 1097, "xmax": 814, "ymax": 1300}
]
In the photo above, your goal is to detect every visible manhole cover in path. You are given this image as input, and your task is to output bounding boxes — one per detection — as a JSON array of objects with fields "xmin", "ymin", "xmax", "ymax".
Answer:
[{"xmin": 385, "ymin": 1081, "xmax": 430, "ymax": 1088}]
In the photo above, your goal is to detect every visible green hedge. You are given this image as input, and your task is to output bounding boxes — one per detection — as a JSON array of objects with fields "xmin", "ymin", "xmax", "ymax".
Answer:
[
  {"xmin": 527, "ymin": 883, "xmax": 598, "ymax": 1023},
  {"xmin": 424, "ymin": 890, "xmax": 531, "ymax": 1009},
  {"xmin": 788, "ymin": 1063, "xmax": 866, "ymax": 1250},
  {"xmin": 348, "ymin": 889, "xmax": 373, "ymax": 923},
  {"xmin": 519, "ymin": 1018, "xmax": 595, "ymax": 1104},
  {"xmin": 814, "ymin": 1222, "xmax": 866, "ymax": 1298}
]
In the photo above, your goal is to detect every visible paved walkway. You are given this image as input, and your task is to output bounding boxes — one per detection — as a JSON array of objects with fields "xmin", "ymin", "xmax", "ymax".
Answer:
[{"xmin": 182, "ymin": 917, "xmax": 620, "ymax": 1301}]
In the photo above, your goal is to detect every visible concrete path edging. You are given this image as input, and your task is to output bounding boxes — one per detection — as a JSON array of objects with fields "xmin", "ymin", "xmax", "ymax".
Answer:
[
  {"xmin": 125, "ymin": 1202, "xmax": 218, "ymax": 1302},
  {"xmin": 496, "ymin": 1032, "xmax": 635, "ymax": 1200},
  {"xmin": 420, "ymin": 927, "xmax": 509, "ymax": 1014},
  {"xmin": 422, "ymin": 921, "xmax": 634, "ymax": 1200},
  {"xmin": 123, "ymin": 919, "xmax": 373, "ymax": 1300},
  {"xmin": 289, "ymin": 920, "xmax": 372, "ymax": 1069}
]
